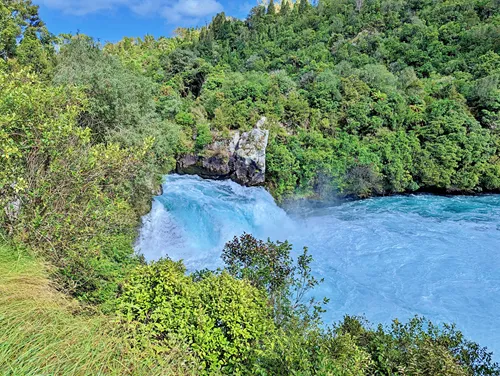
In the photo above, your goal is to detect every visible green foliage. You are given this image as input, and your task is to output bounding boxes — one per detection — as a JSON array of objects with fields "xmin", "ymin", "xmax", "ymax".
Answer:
[
  {"xmin": 222, "ymin": 233, "xmax": 294, "ymax": 298},
  {"xmin": 92, "ymin": 0, "xmax": 500, "ymax": 197},
  {"xmin": 267, "ymin": 0, "xmax": 276, "ymax": 15},
  {"xmin": 195, "ymin": 122, "xmax": 213, "ymax": 150},
  {"xmin": 2, "ymin": 2, "xmax": 500, "ymax": 375},
  {"xmin": 117, "ymin": 0, "xmax": 499, "ymax": 198},
  {"xmin": 0, "ymin": 0, "xmax": 54, "ymax": 76},
  {"xmin": 0, "ymin": 242, "xmax": 199, "ymax": 376},
  {"xmin": 222, "ymin": 234, "xmax": 326, "ymax": 326},
  {"xmin": 336, "ymin": 315, "xmax": 500, "ymax": 376},
  {"xmin": 118, "ymin": 258, "xmax": 275, "ymax": 374},
  {"xmin": 54, "ymin": 35, "xmax": 180, "ymax": 171},
  {"xmin": 0, "ymin": 70, "xmax": 150, "ymax": 304},
  {"xmin": 219, "ymin": 235, "xmax": 499, "ymax": 375},
  {"xmin": 266, "ymin": 135, "xmax": 300, "ymax": 199}
]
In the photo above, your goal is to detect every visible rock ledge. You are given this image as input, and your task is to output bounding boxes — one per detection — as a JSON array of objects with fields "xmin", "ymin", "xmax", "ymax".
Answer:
[{"xmin": 177, "ymin": 118, "xmax": 269, "ymax": 186}]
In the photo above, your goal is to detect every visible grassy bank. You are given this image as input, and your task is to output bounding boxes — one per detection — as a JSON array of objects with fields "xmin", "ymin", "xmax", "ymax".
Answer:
[{"xmin": 0, "ymin": 243, "xmax": 198, "ymax": 376}]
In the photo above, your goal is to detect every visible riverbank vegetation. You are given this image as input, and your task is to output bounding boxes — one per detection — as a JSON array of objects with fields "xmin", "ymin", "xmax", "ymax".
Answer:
[
  {"xmin": 0, "ymin": 243, "xmax": 199, "ymax": 375},
  {"xmin": 1, "ymin": 237, "xmax": 498, "ymax": 375},
  {"xmin": 1, "ymin": 0, "xmax": 500, "ymax": 374},
  {"xmin": 102, "ymin": 0, "xmax": 500, "ymax": 200}
]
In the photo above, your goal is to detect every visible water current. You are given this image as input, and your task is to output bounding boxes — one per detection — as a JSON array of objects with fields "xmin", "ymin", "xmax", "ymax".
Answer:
[{"xmin": 137, "ymin": 174, "xmax": 500, "ymax": 356}]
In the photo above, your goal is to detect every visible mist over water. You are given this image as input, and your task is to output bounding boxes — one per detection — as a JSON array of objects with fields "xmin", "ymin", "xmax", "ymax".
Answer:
[{"xmin": 137, "ymin": 174, "xmax": 500, "ymax": 357}]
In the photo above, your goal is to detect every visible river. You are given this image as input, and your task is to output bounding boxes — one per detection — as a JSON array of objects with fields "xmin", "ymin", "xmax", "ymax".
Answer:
[{"xmin": 137, "ymin": 174, "xmax": 500, "ymax": 357}]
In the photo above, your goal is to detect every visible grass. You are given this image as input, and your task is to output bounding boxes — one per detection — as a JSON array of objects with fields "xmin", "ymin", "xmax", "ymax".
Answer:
[{"xmin": 0, "ymin": 242, "xmax": 199, "ymax": 376}]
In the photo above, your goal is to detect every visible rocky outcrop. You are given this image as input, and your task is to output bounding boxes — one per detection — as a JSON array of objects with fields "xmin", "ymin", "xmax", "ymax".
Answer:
[{"xmin": 177, "ymin": 118, "xmax": 269, "ymax": 186}]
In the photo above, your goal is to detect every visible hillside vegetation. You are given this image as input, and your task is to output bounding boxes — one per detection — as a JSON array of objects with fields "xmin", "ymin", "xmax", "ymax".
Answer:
[
  {"xmin": 0, "ymin": 0, "xmax": 500, "ymax": 374},
  {"xmin": 103, "ymin": 0, "xmax": 500, "ymax": 199}
]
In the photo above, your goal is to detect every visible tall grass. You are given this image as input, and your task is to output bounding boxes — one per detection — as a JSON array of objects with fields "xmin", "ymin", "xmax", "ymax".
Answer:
[{"xmin": 0, "ymin": 243, "xmax": 199, "ymax": 376}]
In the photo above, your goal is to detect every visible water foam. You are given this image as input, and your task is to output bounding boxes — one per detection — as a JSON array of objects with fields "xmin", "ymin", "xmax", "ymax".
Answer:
[{"xmin": 136, "ymin": 174, "xmax": 500, "ymax": 357}]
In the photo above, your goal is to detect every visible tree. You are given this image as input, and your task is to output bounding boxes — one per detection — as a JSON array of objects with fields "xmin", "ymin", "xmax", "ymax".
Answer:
[
  {"xmin": 281, "ymin": 0, "xmax": 292, "ymax": 15},
  {"xmin": 54, "ymin": 35, "xmax": 181, "ymax": 171},
  {"xmin": 268, "ymin": 0, "xmax": 276, "ymax": 15},
  {"xmin": 337, "ymin": 316, "xmax": 500, "ymax": 376},
  {"xmin": 0, "ymin": 70, "xmax": 152, "ymax": 303},
  {"xmin": 222, "ymin": 234, "xmax": 325, "ymax": 324},
  {"xmin": 298, "ymin": 0, "xmax": 310, "ymax": 14},
  {"xmin": 15, "ymin": 33, "xmax": 54, "ymax": 76},
  {"xmin": 211, "ymin": 12, "xmax": 227, "ymax": 38},
  {"xmin": 0, "ymin": 0, "xmax": 54, "ymax": 74},
  {"xmin": 249, "ymin": 5, "xmax": 266, "ymax": 22},
  {"xmin": 0, "ymin": 0, "xmax": 43, "ymax": 59}
]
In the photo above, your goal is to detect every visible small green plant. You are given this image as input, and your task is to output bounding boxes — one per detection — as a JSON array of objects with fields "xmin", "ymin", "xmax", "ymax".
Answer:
[{"xmin": 195, "ymin": 122, "xmax": 213, "ymax": 151}]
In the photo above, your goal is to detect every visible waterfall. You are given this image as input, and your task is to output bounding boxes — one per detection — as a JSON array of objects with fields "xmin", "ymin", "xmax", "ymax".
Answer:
[{"xmin": 137, "ymin": 174, "xmax": 500, "ymax": 357}]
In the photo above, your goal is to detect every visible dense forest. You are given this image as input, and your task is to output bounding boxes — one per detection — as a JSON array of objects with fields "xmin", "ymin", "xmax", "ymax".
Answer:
[
  {"xmin": 101, "ymin": 0, "xmax": 500, "ymax": 200},
  {"xmin": 1, "ymin": 0, "xmax": 500, "ymax": 374}
]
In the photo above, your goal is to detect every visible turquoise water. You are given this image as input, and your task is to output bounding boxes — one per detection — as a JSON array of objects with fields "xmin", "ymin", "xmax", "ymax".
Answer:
[{"xmin": 137, "ymin": 174, "xmax": 500, "ymax": 356}]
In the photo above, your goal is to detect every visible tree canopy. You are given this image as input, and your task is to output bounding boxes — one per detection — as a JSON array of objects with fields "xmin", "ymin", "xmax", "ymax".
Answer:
[{"xmin": 102, "ymin": 0, "xmax": 500, "ymax": 199}]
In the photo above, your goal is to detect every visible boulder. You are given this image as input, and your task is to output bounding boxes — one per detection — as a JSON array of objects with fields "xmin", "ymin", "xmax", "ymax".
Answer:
[{"xmin": 177, "ymin": 118, "xmax": 269, "ymax": 186}]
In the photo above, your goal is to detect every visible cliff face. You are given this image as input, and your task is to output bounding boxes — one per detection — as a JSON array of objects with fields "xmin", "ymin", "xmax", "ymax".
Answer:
[{"xmin": 177, "ymin": 118, "xmax": 269, "ymax": 186}]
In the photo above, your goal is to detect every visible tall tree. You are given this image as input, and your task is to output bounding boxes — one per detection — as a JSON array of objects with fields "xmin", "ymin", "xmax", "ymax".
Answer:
[
  {"xmin": 281, "ymin": 0, "xmax": 292, "ymax": 15},
  {"xmin": 0, "ymin": 0, "xmax": 53, "ymax": 65},
  {"xmin": 268, "ymin": 0, "xmax": 276, "ymax": 15},
  {"xmin": 298, "ymin": 0, "xmax": 310, "ymax": 14}
]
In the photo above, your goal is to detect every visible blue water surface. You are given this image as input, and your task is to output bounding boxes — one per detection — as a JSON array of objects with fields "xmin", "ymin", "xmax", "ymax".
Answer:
[{"xmin": 137, "ymin": 174, "xmax": 500, "ymax": 356}]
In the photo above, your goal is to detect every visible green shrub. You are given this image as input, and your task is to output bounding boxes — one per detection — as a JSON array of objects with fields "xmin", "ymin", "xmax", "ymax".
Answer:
[
  {"xmin": 196, "ymin": 122, "xmax": 213, "ymax": 151},
  {"xmin": 176, "ymin": 111, "xmax": 196, "ymax": 127},
  {"xmin": 222, "ymin": 234, "xmax": 325, "ymax": 326},
  {"xmin": 53, "ymin": 35, "xmax": 180, "ymax": 170},
  {"xmin": 317, "ymin": 333, "xmax": 373, "ymax": 376},
  {"xmin": 0, "ymin": 0, "xmax": 54, "ymax": 78},
  {"xmin": 0, "ymin": 70, "xmax": 150, "ymax": 304},
  {"xmin": 336, "ymin": 316, "xmax": 500, "ymax": 376},
  {"xmin": 344, "ymin": 164, "xmax": 383, "ymax": 198},
  {"xmin": 118, "ymin": 258, "xmax": 276, "ymax": 374},
  {"xmin": 266, "ymin": 136, "xmax": 300, "ymax": 200},
  {"xmin": 256, "ymin": 316, "xmax": 373, "ymax": 375}
]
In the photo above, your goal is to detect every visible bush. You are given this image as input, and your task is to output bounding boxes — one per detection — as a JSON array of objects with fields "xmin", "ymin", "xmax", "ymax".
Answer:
[
  {"xmin": 222, "ymin": 234, "xmax": 325, "ymax": 326},
  {"xmin": 336, "ymin": 315, "xmax": 500, "ymax": 376},
  {"xmin": 118, "ymin": 258, "xmax": 276, "ymax": 374},
  {"xmin": 53, "ymin": 35, "xmax": 179, "ymax": 171},
  {"xmin": 0, "ymin": 70, "xmax": 151, "ymax": 304},
  {"xmin": 266, "ymin": 136, "xmax": 299, "ymax": 200},
  {"xmin": 344, "ymin": 164, "xmax": 384, "ymax": 198},
  {"xmin": 195, "ymin": 122, "xmax": 213, "ymax": 151}
]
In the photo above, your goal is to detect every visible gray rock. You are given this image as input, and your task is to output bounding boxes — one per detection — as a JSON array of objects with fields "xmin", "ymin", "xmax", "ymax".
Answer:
[
  {"xmin": 231, "ymin": 126, "xmax": 269, "ymax": 185},
  {"xmin": 4, "ymin": 197, "xmax": 21, "ymax": 223},
  {"xmin": 177, "ymin": 117, "xmax": 269, "ymax": 186}
]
